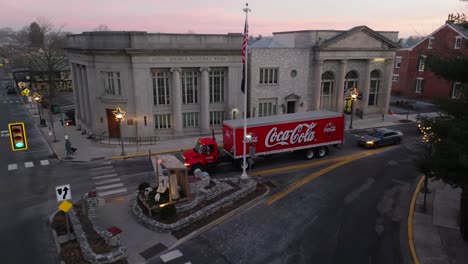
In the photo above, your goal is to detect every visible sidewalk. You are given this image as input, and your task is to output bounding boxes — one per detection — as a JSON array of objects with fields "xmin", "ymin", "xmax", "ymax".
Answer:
[
  {"xmin": 413, "ymin": 179, "xmax": 468, "ymax": 263},
  {"xmin": 24, "ymin": 100, "xmax": 468, "ymax": 263}
]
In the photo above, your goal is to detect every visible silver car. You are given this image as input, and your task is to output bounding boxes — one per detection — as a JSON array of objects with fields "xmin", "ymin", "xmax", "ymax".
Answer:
[{"xmin": 357, "ymin": 128, "xmax": 403, "ymax": 148}]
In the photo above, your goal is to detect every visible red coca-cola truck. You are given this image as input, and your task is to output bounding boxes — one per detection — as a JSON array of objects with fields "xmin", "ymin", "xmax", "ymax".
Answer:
[{"xmin": 182, "ymin": 110, "xmax": 344, "ymax": 173}]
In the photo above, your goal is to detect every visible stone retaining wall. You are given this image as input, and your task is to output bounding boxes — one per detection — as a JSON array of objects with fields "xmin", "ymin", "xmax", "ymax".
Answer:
[{"xmin": 132, "ymin": 178, "xmax": 257, "ymax": 232}]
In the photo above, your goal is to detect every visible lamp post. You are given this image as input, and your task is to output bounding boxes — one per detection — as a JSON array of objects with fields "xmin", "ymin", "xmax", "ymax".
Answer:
[
  {"xmin": 32, "ymin": 92, "xmax": 43, "ymax": 123},
  {"xmin": 113, "ymin": 106, "xmax": 126, "ymax": 156},
  {"xmin": 348, "ymin": 87, "xmax": 359, "ymax": 129}
]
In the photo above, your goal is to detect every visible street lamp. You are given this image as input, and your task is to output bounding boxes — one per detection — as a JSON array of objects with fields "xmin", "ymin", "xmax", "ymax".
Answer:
[
  {"xmin": 32, "ymin": 92, "xmax": 43, "ymax": 125},
  {"xmin": 348, "ymin": 87, "xmax": 359, "ymax": 129},
  {"xmin": 113, "ymin": 106, "xmax": 126, "ymax": 156}
]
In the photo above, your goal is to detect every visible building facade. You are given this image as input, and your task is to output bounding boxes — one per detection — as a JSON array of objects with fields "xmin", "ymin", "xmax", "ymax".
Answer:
[
  {"xmin": 392, "ymin": 21, "xmax": 468, "ymax": 100},
  {"xmin": 65, "ymin": 32, "xmax": 243, "ymax": 139},
  {"xmin": 249, "ymin": 26, "xmax": 399, "ymax": 117}
]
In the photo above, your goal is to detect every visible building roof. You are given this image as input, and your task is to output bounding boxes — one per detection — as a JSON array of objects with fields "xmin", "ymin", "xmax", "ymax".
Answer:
[
  {"xmin": 319, "ymin": 25, "xmax": 399, "ymax": 49},
  {"xmin": 401, "ymin": 23, "xmax": 468, "ymax": 51},
  {"xmin": 249, "ymin": 37, "xmax": 285, "ymax": 48},
  {"xmin": 450, "ymin": 24, "xmax": 468, "ymax": 39}
]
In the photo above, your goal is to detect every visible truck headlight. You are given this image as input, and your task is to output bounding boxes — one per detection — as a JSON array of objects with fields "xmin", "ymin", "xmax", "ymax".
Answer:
[
  {"xmin": 184, "ymin": 163, "xmax": 190, "ymax": 167},
  {"xmin": 366, "ymin": 141, "xmax": 374, "ymax": 145}
]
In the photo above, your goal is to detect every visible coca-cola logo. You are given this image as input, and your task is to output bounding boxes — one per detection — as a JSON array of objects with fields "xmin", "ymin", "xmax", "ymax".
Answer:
[
  {"xmin": 265, "ymin": 123, "xmax": 317, "ymax": 148},
  {"xmin": 323, "ymin": 122, "xmax": 336, "ymax": 137}
]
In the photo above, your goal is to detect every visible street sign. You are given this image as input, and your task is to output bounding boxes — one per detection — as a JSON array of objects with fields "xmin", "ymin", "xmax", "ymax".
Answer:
[
  {"xmin": 21, "ymin": 88, "xmax": 30, "ymax": 96},
  {"xmin": 58, "ymin": 200, "xmax": 73, "ymax": 212},
  {"xmin": 55, "ymin": 184, "xmax": 72, "ymax": 202}
]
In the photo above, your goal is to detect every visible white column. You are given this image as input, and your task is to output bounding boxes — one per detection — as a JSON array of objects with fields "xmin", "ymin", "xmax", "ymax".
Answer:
[
  {"xmin": 199, "ymin": 67, "xmax": 210, "ymax": 134},
  {"xmin": 313, "ymin": 60, "xmax": 323, "ymax": 110},
  {"xmin": 360, "ymin": 59, "xmax": 372, "ymax": 114},
  {"xmin": 70, "ymin": 63, "xmax": 81, "ymax": 122},
  {"xmin": 336, "ymin": 60, "xmax": 347, "ymax": 113},
  {"xmin": 171, "ymin": 67, "xmax": 182, "ymax": 135},
  {"xmin": 382, "ymin": 59, "xmax": 394, "ymax": 113},
  {"xmin": 75, "ymin": 64, "xmax": 86, "ymax": 127},
  {"xmin": 81, "ymin": 65, "xmax": 92, "ymax": 128}
]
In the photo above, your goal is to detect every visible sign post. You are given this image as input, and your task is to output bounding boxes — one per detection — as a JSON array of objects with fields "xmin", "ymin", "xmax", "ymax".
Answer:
[{"xmin": 56, "ymin": 185, "xmax": 73, "ymax": 239}]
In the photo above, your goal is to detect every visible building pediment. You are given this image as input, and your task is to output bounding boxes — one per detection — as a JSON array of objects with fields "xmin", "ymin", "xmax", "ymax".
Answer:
[
  {"xmin": 319, "ymin": 26, "xmax": 399, "ymax": 50},
  {"xmin": 285, "ymin": 93, "xmax": 301, "ymax": 100}
]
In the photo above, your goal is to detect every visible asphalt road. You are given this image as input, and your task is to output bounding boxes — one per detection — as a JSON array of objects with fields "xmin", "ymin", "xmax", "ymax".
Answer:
[{"xmin": 148, "ymin": 124, "xmax": 423, "ymax": 264}]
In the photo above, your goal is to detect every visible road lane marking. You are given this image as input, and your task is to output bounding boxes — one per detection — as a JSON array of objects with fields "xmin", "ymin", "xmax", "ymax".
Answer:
[
  {"xmin": 24, "ymin": 162, "xmax": 34, "ymax": 168},
  {"xmin": 266, "ymin": 146, "xmax": 398, "ymax": 205},
  {"xmin": 344, "ymin": 177, "xmax": 375, "ymax": 205},
  {"xmin": 92, "ymin": 173, "xmax": 119, "ymax": 180},
  {"xmin": 95, "ymin": 183, "xmax": 124, "ymax": 190},
  {"xmin": 160, "ymin": 250, "xmax": 183, "ymax": 262},
  {"xmin": 8, "ymin": 164, "xmax": 17, "ymax": 170},
  {"xmin": 40, "ymin": 160, "xmax": 50, "ymax": 166},
  {"xmin": 98, "ymin": 188, "xmax": 127, "ymax": 197},
  {"xmin": 408, "ymin": 175, "xmax": 425, "ymax": 264},
  {"xmin": 89, "ymin": 166, "xmax": 114, "ymax": 171},
  {"xmin": 90, "ymin": 169, "xmax": 116, "ymax": 176},
  {"xmin": 94, "ymin": 178, "xmax": 121, "ymax": 185}
]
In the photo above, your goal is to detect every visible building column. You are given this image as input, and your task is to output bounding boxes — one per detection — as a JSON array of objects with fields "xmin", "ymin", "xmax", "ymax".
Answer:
[
  {"xmin": 199, "ymin": 67, "xmax": 211, "ymax": 134},
  {"xmin": 81, "ymin": 65, "xmax": 92, "ymax": 129},
  {"xmin": 70, "ymin": 63, "xmax": 81, "ymax": 124},
  {"xmin": 313, "ymin": 60, "xmax": 323, "ymax": 110},
  {"xmin": 382, "ymin": 59, "xmax": 394, "ymax": 114},
  {"xmin": 75, "ymin": 64, "xmax": 86, "ymax": 127},
  {"xmin": 360, "ymin": 59, "xmax": 372, "ymax": 114},
  {"xmin": 171, "ymin": 67, "xmax": 182, "ymax": 135},
  {"xmin": 336, "ymin": 60, "xmax": 347, "ymax": 113}
]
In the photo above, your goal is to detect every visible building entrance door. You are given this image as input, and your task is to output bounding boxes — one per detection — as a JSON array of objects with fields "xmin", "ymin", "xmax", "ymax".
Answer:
[
  {"xmin": 287, "ymin": 101, "xmax": 296, "ymax": 114},
  {"xmin": 106, "ymin": 109, "xmax": 120, "ymax": 138}
]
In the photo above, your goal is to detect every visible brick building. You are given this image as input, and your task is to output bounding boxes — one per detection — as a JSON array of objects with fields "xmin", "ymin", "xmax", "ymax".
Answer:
[{"xmin": 392, "ymin": 21, "xmax": 468, "ymax": 100}]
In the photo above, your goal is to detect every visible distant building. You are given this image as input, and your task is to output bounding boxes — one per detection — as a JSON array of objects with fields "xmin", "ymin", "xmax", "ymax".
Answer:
[
  {"xmin": 65, "ymin": 31, "xmax": 243, "ymax": 139},
  {"xmin": 392, "ymin": 21, "xmax": 468, "ymax": 100},
  {"xmin": 249, "ymin": 26, "xmax": 399, "ymax": 117}
]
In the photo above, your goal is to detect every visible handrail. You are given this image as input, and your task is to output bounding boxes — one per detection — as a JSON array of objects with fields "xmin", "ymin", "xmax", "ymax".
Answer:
[{"xmin": 88, "ymin": 134, "xmax": 160, "ymax": 145}]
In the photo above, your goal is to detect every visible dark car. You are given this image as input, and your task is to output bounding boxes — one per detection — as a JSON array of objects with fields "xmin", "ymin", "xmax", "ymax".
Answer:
[{"xmin": 357, "ymin": 128, "xmax": 403, "ymax": 148}]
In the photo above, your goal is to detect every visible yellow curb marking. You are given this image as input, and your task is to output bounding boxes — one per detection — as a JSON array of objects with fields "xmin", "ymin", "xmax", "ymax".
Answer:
[
  {"xmin": 408, "ymin": 175, "xmax": 425, "ymax": 264},
  {"xmin": 265, "ymin": 146, "xmax": 397, "ymax": 205}
]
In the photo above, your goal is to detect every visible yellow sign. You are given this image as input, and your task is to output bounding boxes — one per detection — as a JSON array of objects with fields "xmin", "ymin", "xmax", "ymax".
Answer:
[
  {"xmin": 58, "ymin": 200, "xmax": 73, "ymax": 212},
  {"xmin": 21, "ymin": 88, "xmax": 30, "ymax": 96}
]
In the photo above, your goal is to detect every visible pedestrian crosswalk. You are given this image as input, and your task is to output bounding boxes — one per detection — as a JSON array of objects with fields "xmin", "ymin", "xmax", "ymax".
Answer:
[
  {"xmin": 159, "ymin": 249, "xmax": 192, "ymax": 264},
  {"xmin": 1, "ymin": 100, "xmax": 20, "ymax": 104},
  {"xmin": 7, "ymin": 160, "xmax": 51, "ymax": 170},
  {"xmin": 89, "ymin": 161, "xmax": 128, "ymax": 198}
]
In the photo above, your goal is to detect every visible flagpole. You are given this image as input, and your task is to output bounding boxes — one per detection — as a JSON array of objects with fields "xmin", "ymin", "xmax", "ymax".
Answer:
[{"xmin": 240, "ymin": 3, "xmax": 251, "ymax": 182}]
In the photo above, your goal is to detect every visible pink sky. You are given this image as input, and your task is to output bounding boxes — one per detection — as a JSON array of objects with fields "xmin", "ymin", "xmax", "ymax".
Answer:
[{"xmin": 0, "ymin": 0, "xmax": 465, "ymax": 38}]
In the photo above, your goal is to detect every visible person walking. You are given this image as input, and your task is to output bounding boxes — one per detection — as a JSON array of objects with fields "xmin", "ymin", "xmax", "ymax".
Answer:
[{"xmin": 65, "ymin": 139, "xmax": 72, "ymax": 156}]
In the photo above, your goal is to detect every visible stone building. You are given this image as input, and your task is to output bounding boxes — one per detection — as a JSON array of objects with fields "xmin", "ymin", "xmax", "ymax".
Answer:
[
  {"xmin": 248, "ymin": 26, "xmax": 399, "ymax": 117},
  {"xmin": 65, "ymin": 31, "xmax": 243, "ymax": 139}
]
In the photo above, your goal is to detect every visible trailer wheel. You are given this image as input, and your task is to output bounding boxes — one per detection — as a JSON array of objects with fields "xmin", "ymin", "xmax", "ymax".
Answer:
[
  {"xmin": 317, "ymin": 146, "xmax": 328, "ymax": 158},
  {"xmin": 305, "ymin": 149, "xmax": 315, "ymax": 160}
]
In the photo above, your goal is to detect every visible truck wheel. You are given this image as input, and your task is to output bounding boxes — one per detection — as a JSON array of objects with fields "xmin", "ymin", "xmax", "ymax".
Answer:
[
  {"xmin": 190, "ymin": 164, "xmax": 204, "ymax": 175},
  {"xmin": 317, "ymin": 146, "xmax": 328, "ymax": 158},
  {"xmin": 305, "ymin": 149, "xmax": 315, "ymax": 160}
]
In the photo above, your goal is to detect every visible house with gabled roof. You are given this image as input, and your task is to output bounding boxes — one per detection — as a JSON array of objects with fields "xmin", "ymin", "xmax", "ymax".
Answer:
[
  {"xmin": 249, "ymin": 26, "xmax": 399, "ymax": 118},
  {"xmin": 391, "ymin": 20, "xmax": 468, "ymax": 100}
]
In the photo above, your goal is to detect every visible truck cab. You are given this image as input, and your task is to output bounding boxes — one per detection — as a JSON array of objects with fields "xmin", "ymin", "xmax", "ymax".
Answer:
[{"xmin": 182, "ymin": 138, "xmax": 220, "ymax": 173}]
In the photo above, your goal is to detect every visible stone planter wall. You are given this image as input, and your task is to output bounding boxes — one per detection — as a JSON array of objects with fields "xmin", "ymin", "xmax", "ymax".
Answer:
[{"xmin": 132, "ymin": 178, "xmax": 257, "ymax": 232}]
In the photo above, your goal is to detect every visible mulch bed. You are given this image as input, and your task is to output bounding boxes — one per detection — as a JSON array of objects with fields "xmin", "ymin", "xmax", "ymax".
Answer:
[
  {"xmin": 139, "ymin": 181, "xmax": 242, "ymax": 224},
  {"xmin": 172, "ymin": 183, "xmax": 267, "ymax": 239},
  {"xmin": 50, "ymin": 202, "xmax": 128, "ymax": 264}
]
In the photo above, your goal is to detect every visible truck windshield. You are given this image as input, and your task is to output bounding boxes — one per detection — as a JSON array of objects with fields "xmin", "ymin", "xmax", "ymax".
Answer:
[{"xmin": 194, "ymin": 141, "xmax": 206, "ymax": 154}]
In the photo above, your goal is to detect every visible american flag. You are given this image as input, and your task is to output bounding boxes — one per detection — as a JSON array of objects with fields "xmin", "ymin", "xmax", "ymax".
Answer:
[{"xmin": 241, "ymin": 19, "xmax": 248, "ymax": 94}]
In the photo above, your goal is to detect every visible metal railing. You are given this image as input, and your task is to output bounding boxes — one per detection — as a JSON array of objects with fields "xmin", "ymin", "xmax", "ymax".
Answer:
[{"xmin": 87, "ymin": 134, "xmax": 159, "ymax": 145}]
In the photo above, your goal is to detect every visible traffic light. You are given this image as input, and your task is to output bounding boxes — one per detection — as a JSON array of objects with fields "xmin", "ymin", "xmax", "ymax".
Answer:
[{"xmin": 8, "ymin": 122, "xmax": 28, "ymax": 151}]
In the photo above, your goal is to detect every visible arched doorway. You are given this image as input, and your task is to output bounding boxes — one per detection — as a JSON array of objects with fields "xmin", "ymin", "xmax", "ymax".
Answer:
[{"xmin": 320, "ymin": 71, "xmax": 335, "ymax": 110}]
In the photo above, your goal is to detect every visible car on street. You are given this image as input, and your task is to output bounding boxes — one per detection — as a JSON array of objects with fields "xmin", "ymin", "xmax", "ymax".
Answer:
[{"xmin": 357, "ymin": 128, "xmax": 403, "ymax": 148}]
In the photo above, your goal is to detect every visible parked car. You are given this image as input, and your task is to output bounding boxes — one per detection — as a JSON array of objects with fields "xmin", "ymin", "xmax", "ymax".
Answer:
[{"xmin": 357, "ymin": 128, "xmax": 403, "ymax": 148}]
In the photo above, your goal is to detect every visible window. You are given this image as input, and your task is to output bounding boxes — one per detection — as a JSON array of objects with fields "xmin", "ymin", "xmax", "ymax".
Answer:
[
  {"xmin": 415, "ymin": 78, "xmax": 424, "ymax": 93},
  {"xmin": 428, "ymin": 37, "xmax": 434, "ymax": 49},
  {"xmin": 209, "ymin": 111, "xmax": 225, "ymax": 126},
  {"xmin": 258, "ymin": 99, "xmax": 277, "ymax": 117},
  {"xmin": 418, "ymin": 56, "xmax": 426, "ymax": 72},
  {"xmin": 154, "ymin": 114, "xmax": 171, "ymax": 129},
  {"xmin": 55, "ymin": 72, "xmax": 61, "ymax": 79},
  {"xmin": 395, "ymin": 56, "xmax": 402, "ymax": 68},
  {"xmin": 183, "ymin": 112, "xmax": 199, "ymax": 128},
  {"xmin": 320, "ymin": 71, "xmax": 335, "ymax": 110},
  {"xmin": 344, "ymin": 70, "xmax": 359, "ymax": 95},
  {"xmin": 392, "ymin": 74, "xmax": 399, "ymax": 82},
  {"xmin": 209, "ymin": 70, "xmax": 224, "ymax": 103},
  {"xmin": 452, "ymin": 82, "xmax": 462, "ymax": 99},
  {"xmin": 259, "ymin": 68, "xmax": 279, "ymax": 84},
  {"xmin": 181, "ymin": 71, "xmax": 198, "ymax": 104},
  {"xmin": 152, "ymin": 71, "xmax": 170, "ymax": 105},
  {"xmin": 368, "ymin": 70, "xmax": 381, "ymax": 106},
  {"xmin": 455, "ymin": 36, "xmax": 462, "ymax": 49},
  {"xmin": 101, "ymin": 71, "xmax": 121, "ymax": 95},
  {"xmin": 290, "ymin": 70, "xmax": 297, "ymax": 78}
]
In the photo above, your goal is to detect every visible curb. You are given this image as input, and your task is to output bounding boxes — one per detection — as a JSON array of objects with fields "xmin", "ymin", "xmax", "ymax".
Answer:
[
  {"xmin": 408, "ymin": 174, "xmax": 425, "ymax": 264},
  {"xmin": 111, "ymin": 148, "xmax": 191, "ymax": 160},
  {"xmin": 49, "ymin": 210, "xmax": 66, "ymax": 264},
  {"xmin": 165, "ymin": 183, "xmax": 270, "ymax": 252}
]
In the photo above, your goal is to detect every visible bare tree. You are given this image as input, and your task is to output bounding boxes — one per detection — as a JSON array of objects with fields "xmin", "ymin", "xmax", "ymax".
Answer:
[{"xmin": 94, "ymin": 24, "xmax": 110, "ymax": 31}]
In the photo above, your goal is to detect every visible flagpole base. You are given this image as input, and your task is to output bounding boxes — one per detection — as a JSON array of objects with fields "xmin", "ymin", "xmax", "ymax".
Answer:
[{"xmin": 240, "ymin": 170, "xmax": 250, "ymax": 184}]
